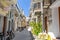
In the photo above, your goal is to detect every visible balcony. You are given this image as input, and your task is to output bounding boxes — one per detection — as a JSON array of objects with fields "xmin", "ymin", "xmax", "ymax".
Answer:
[
  {"xmin": 32, "ymin": 0, "xmax": 41, "ymax": 3},
  {"xmin": 0, "ymin": 8, "xmax": 8, "ymax": 16},
  {"xmin": 0, "ymin": 0, "xmax": 11, "ymax": 7},
  {"xmin": 0, "ymin": 0, "xmax": 17, "ymax": 16},
  {"xmin": 50, "ymin": 0, "xmax": 60, "ymax": 8},
  {"xmin": 50, "ymin": 0, "xmax": 56, "ymax": 4},
  {"xmin": 43, "ymin": 0, "xmax": 56, "ymax": 8},
  {"xmin": 33, "ymin": 2, "xmax": 41, "ymax": 11},
  {"xmin": 0, "ymin": 0, "xmax": 17, "ymax": 7},
  {"xmin": 43, "ymin": 0, "xmax": 50, "ymax": 8},
  {"xmin": 34, "ymin": 12, "xmax": 41, "ymax": 16}
]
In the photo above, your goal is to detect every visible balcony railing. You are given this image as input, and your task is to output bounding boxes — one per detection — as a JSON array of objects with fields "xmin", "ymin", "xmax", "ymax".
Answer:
[
  {"xmin": 50, "ymin": 0, "xmax": 56, "ymax": 4},
  {"xmin": 34, "ymin": 12, "xmax": 41, "ymax": 16},
  {"xmin": 33, "ymin": 2, "xmax": 41, "ymax": 10},
  {"xmin": 32, "ymin": 0, "xmax": 40, "ymax": 2},
  {"xmin": 43, "ymin": 0, "xmax": 56, "ymax": 8}
]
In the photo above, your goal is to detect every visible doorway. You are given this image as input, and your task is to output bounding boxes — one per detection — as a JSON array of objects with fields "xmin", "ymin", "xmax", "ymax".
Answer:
[
  {"xmin": 58, "ymin": 7, "xmax": 60, "ymax": 32},
  {"xmin": 2, "ymin": 16, "xmax": 7, "ymax": 35},
  {"xmin": 44, "ymin": 16, "xmax": 48, "ymax": 33}
]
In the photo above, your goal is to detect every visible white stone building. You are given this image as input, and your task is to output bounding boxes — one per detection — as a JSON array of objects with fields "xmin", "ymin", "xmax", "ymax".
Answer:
[
  {"xmin": 0, "ymin": 0, "xmax": 18, "ymax": 35},
  {"xmin": 29, "ymin": 0, "xmax": 43, "ymax": 22},
  {"xmin": 43, "ymin": 0, "xmax": 60, "ymax": 38},
  {"xmin": 29, "ymin": 0, "xmax": 60, "ymax": 38},
  {"xmin": 48, "ymin": 0, "xmax": 60, "ymax": 38}
]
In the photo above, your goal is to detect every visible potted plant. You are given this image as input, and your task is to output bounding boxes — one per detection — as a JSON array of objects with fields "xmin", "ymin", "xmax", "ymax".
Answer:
[{"xmin": 29, "ymin": 21, "xmax": 42, "ymax": 39}]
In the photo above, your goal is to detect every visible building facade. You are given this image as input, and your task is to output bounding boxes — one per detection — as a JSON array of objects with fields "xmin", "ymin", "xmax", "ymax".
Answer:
[
  {"xmin": 29, "ymin": 0, "xmax": 60, "ymax": 38},
  {"xmin": 49, "ymin": 0, "xmax": 60, "ymax": 38},
  {"xmin": 0, "ymin": 0, "xmax": 18, "ymax": 39},
  {"xmin": 29, "ymin": 0, "xmax": 43, "ymax": 22},
  {"xmin": 17, "ymin": 9, "xmax": 26, "ymax": 29},
  {"xmin": 43, "ymin": 0, "xmax": 60, "ymax": 38},
  {"xmin": 7, "ymin": 4, "xmax": 19, "ymax": 32}
]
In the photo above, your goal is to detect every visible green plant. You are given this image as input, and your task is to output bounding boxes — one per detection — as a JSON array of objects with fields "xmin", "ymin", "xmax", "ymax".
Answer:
[{"xmin": 29, "ymin": 21, "xmax": 42, "ymax": 35}]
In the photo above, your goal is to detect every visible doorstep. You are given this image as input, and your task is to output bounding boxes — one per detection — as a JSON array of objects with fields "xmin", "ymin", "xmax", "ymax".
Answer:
[
  {"xmin": 56, "ymin": 37, "xmax": 60, "ymax": 39},
  {"xmin": 56, "ymin": 37, "xmax": 60, "ymax": 40}
]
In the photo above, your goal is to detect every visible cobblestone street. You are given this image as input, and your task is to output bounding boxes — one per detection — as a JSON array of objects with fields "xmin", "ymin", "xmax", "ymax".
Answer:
[{"xmin": 13, "ymin": 29, "xmax": 33, "ymax": 40}]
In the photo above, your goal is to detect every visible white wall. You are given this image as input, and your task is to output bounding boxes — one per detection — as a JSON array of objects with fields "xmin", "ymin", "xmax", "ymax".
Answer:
[
  {"xmin": 48, "ymin": 7, "xmax": 60, "ymax": 37},
  {"xmin": 0, "ymin": 16, "xmax": 4, "ymax": 32}
]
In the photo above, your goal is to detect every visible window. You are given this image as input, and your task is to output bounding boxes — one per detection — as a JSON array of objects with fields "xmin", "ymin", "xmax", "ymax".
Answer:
[
  {"xmin": 34, "ymin": 3, "xmax": 37, "ymax": 9},
  {"xmin": 38, "ymin": 2, "xmax": 40, "ymax": 8},
  {"xmin": 34, "ymin": 2, "xmax": 41, "ymax": 9},
  {"xmin": 10, "ymin": 13, "xmax": 11, "ymax": 18},
  {"xmin": 9, "ymin": 11, "xmax": 13, "ymax": 18}
]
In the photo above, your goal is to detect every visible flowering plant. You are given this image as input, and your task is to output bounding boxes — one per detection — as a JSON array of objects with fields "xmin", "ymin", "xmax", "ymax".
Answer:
[{"xmin": 29, "ymin": 21, "xmax": 42, "ymax": 35}]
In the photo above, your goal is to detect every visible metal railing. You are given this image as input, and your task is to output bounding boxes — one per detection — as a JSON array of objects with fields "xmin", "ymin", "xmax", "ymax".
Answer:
[{"xmin": 50, "ymin": 0, "xmax": 56, "ymax": 4}]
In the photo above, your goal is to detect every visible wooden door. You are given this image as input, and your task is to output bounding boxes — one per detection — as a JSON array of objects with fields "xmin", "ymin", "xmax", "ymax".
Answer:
[
  {"xmin": 45, "ymin": 16, "xmax": 48, "ymax": 33},
  {"xmin": 2, "ymin": 16, "xmax": 7, "ymax": 35},
  {"xmin": 58, "ymin": 7, "xmax": 60, "ymax": 32}
]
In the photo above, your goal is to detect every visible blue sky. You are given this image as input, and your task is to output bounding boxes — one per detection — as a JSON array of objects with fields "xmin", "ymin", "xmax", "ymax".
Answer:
[{"xmin": 17, "ymin": 0, "xmax": 31, "ymax": 17}]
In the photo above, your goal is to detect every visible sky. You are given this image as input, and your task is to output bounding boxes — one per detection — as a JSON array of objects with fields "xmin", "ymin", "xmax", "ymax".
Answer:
[{"xmin": 17, "ymin": 0, "xmax": 31, "ymax": 17}]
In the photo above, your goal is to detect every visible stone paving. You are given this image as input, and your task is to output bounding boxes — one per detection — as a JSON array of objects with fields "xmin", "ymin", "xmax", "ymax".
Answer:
[{"xmin": 13, "ymin": 29, "xmax": 33, "ymax": 40}]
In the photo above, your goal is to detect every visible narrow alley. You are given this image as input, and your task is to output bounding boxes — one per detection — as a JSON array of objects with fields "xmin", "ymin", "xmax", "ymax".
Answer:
[{"xmin": 0, "ymin": 0, "xmax": 60, "ymax": 40}]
